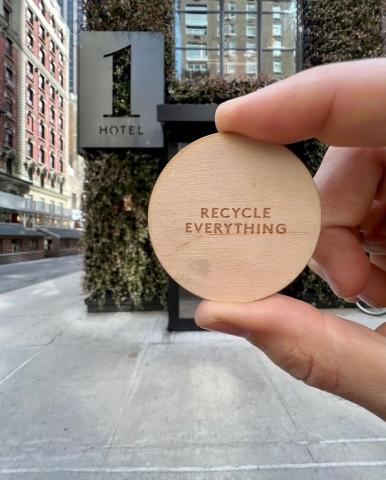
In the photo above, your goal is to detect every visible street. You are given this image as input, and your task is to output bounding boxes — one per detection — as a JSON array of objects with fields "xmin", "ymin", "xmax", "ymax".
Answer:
[
  {"xmin": 0, "ymin": 255, "xmax": 83, "ymax": 294},
  {"xmin": 0, "ymin": 272, "xmax": 386, "ymax": 479}
]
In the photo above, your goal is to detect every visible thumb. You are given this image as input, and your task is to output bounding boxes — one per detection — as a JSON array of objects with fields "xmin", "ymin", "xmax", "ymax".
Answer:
[{"xmin": 195, "ymin": 294, "xmax": 386, "ymax": 420}]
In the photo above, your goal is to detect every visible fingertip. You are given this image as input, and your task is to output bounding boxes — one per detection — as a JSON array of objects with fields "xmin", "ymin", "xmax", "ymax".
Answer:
[{"xmin": 215, "ymin": 98, "xmax": 239, "ymax": 133}]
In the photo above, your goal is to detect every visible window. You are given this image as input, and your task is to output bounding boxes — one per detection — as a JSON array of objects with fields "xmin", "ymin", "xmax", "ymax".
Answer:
[
  {"xmin": 27, "ymin": 140, "xmax": 33, "ymax": 158},
  {"xmin": 50, "ymin": 86, "xmax": 55, "ymax": 100},
  {"xmin": 186, "ymin": 26, "xmax": 206, "ymax": 35},
  {"xmin": 59, "ymin": 137, "xmax": 63, "ymax": 151},
  {"xmin": 186, "ymin": 42, "xmax": 208, "ymax": 60},
  {"xmin": 272, "ymin": 5, "xmax": 281, "ymax": 19},
  {"xmin": 50, "ymin": 107, "xmax": 55, "ymax": 123},
  {"xmin": 246, "ymin": 41, "xmax": 256, "ymax": 56},
  {"xmin": 39, "ymin": 1, "xmax": 45, "ymax": 15},
  {"xmin": 27, "ymin": 8, "xmax": 33, "ymax": 24},
  {"xmin": 39, "ymin": 48, "xmax": 45, "ymax": 65},
  {"xmin": 50, "ymin": 15, "xmax": 56, "ymax": 30},
  {"xmin": 39, "ymin": 198, "xmax": 45, "ymax": 209},
  {"xmin": 39, "ymin": 98, "xmax": 45, "ymax": 115},
  {"xmin": 5, "ymin": 128, "xmax": 13, "ymax": 147},
  {"xmin": 49, "ymin": 200, "xmax": 54, "ymax": 213},
  {"xmin": 228, "ymin": 2, "xmax": 235, "ymax": 18},
  {"xmin": 30, "ymin": 239, "xmax": 38, "ymax": 250},
  {"xmin": 27, "ymin": 32, "xmax": 33, "ymax": 49},
  {"xmin": 6, "ymin": 38, "xmax": 12, "ymax": 56},
  {"xmin": 273, "ymin": 61, "xmax": 282, "ymax": 73},
  {"xmin": 60, "ymin": 159, "xmax": 64, "ymax": 173},
  {"xmin": 59, "ymin": 73, "xmax": 64, "ymax": 87},
  {"xmin": 50, "ymin": 40, "xmax": 55, "ymax": 52},
  {"xmin": 187, "ymin": 64, "xmax": 207, "ymax": 71},
  {"xmin": 246, "ymin": 24, "xmax": 255, "ymax": 37},
  {"xmin": 27, "ymin": 88, "xmax": 34, "ymax": 105},
  {"xmin": 39, "ymin": 25, "xmax": 45, "ymax": 41},
  {"xmin": 5, "ymin": 67, "xmax": 12, "ymax": 82},
  {"xmin": 3, "ymin": 7, "xmax": 10, "ymax": 24},
  {"xmin": 272, "ymin": 40, "xmax": 281, "ymax": 57},
  {"xmin": 5, "ymin": 68, "xmax": 14, "ymax": 89},
  {"xmin": 11, "ymin": 239, "xmax": 22, "ymax": 253},
  {"xmin": 39, "ymin": 147, "xmax": 45, "ymax": 164},
  {"xmin": 39, "ymin": 74, "xmax": 45, "ymax": 90},
  {"xmin": 0, "ymin": 239, "xmax": 2, "ymax": 253},
  {"xmin": 50, "ymin": 61, "xmax": 55, "ymax": 74},
  {"xmin": 59, "ymin": 115, "xmax": 63, "ymax": 130},
  {"xmin": 39, "ymin": 122, "xmax": 45, "ymax": 139},
  {"xmin": 175, "ymin": 1, "xmax": 296, "ymax": 80},
  {"xmin": 27, "ymin": 113, "xmax": 34, "ymax": 131},
  {"xmin": 227, "ymin": 61, "xmax": 235, "ymax": 74},
  {"xmin": 246, "ymin": 60, "xmax": 257, "ymax": 74},
  {"xmin": 273, "ymin": 24, "xmax": 282, "ymax": 36},
  {"xmin": 59, "ymin": 95, "xmax": 63, "ymax": 108},
  {"xmin": 186, "ymin": 4, "xmax": 207, "ymax": 35},
  {"xmin": 5, "ymin": 102, "xmax": 12, "ymax": 118},
  {"xmin": 246, "ymin": 3, "xmax": 256, "ymax": 20},
  {"xmin": 27, "ymin": 61, "xmax": 34, "ymax": 78},
  {"xmin": 50, "ymin": 153, "xmax": 55, "ymax": 168},
  {"xmin": 59, "ymin": 29, "xmax": 64, "ymax": 43},
  {"xmin": 50, "ymin": 131, "xmax": 55, "ymax": 146},
  {"xmin": 59, "ymin": 52, "xmax": 63, "ymax": 64}
]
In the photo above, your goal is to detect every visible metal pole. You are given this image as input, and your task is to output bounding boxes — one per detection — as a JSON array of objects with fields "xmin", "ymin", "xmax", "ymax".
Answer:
[
  {"xmin": 297, "ymin": 0, "xmax": 304, "ymax": 72},
  {"xmin": 258, "ymin": 0, "xmax": 262, "ymax": 74},
  {"xmin": 220, "ymin": 0, "xmax": 224, "ymax": 76}
]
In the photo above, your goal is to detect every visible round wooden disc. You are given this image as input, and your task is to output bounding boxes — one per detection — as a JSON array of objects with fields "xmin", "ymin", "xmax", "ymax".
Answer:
[{"xmin": 148, "ymin": 133, "xmax": 321, "ymax": 302}]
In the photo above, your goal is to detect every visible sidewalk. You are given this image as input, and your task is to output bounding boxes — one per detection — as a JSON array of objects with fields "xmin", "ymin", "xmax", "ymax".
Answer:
[{"xmin": 0, "ymin": 272, "xmax": 386, "ymax": 479}]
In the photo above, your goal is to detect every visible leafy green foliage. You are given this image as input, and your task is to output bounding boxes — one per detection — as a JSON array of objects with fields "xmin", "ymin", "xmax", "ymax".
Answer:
[
  {"xmin": 304, "ymin": 0, "xmax": 385, "ymax": 67},
  {"xmin": 81, "ymin": 0, "xmax": 174, "ymax": 308},
  {"xmin": 82, "ymin": 150, "xmax": 168, "ymax": 307},
  {"xmin": 167, "ymin": 75, "xmax": 278, "ymax": 104}
]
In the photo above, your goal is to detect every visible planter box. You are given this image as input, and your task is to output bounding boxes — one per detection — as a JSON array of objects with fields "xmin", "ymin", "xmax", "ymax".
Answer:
[{"xmin": 85, "ymin": 295, "xmax": 164, "ymax": 313}]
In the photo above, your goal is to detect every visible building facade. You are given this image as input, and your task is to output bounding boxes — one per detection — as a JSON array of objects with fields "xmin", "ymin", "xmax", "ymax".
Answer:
[
  {"xmin": 0, "ymin": 0, "xmax": 24, "ymax": 197},
  {"xmin": 57, "ymin": 0, "xmax": 82, "ymax": 93},
  {"xmin": 0, "ymin": 0, "xmax": 76, "ymax": 230},
  {"xmin": 175, "ymin": 0, "xmax": 298, "ymax": 79}
]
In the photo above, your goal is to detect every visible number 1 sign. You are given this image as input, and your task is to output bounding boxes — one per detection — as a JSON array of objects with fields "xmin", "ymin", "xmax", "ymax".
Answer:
[{"xmin": 78, "ymin": 32, "xmax": 164, "ymax": 150}]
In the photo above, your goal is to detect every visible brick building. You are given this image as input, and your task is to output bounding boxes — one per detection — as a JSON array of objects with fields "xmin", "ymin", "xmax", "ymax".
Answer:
[
  {"xmin": 0, "ymin": 0, "xmax": 22, "ymax": 196},
  {"xmin": 0, "ymin": 0, "xmax": 77, "ymax": 231}
]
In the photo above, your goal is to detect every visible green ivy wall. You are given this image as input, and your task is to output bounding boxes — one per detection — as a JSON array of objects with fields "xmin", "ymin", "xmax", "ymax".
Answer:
[{"xmin": 82, "ymin": 0, "xmax": 385, "ymax": 309}]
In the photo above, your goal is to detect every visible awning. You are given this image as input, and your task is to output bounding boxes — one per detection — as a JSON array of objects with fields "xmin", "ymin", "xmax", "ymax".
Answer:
[
  {"xmin": 0, "ymin": 222, "xmax": 44, "ymax": 237},
  {"xmin": 36, "ymin": 227, "xmax": 83, "ymax": 239}
]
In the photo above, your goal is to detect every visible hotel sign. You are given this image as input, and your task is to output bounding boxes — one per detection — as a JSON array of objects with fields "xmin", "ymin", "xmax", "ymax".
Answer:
[{"xmin": 78, "ymin": 32, "xmax": 164, "ymax": 149}]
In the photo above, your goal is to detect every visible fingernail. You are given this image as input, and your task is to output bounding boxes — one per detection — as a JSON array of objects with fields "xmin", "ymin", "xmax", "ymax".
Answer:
[
  {"xmin": 358, "ymin": 293, "xmax": 382, "ymax": 308},
  {"xmin": 344, "ymin": 296, "xmax": 360, "ymax": 304},
  {"xmin": 200, "ymin": 321, "xmax": 249, "ymax": 339},
  {"xmin": 321, "ymin": 268, "xmax": 343, "ymax": 296}
]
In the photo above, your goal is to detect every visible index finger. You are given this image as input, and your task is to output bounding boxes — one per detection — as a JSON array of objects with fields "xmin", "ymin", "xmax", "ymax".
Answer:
[{"xmin": 215, "ymin": 58, "xmax": 386, "ymax": 147}]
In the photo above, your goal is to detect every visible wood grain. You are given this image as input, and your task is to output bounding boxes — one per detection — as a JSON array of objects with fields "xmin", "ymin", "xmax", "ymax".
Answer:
[{"xmin": 148, "ymin": 133, "xmax": 321, "ymax": 302}]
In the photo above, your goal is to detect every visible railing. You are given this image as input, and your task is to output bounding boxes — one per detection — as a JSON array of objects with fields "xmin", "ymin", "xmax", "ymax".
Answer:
[{"xmin": 0, "ymin": 191, "xmax": 72, "ymax": 218}]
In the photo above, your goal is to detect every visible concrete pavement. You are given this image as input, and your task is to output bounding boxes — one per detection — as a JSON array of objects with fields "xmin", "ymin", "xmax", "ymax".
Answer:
[
  {"xmin": 0, "ymin": 255, "xmax": 83, "ymax": 294},
  {"xmin": 0, "ymin": 272, "xmax": 386, "ymax": 479}
]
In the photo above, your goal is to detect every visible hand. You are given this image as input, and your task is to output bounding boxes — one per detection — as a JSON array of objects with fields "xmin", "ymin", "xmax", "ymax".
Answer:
[{"xmin": 195, "ymin": 58, "xmax": 386, "ymax": 421}]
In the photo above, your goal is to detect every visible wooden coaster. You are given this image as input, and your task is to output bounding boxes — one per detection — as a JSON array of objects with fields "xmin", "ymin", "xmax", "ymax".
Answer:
[{"xmin": 148, "ymin": 133, "xmax": 321, "ymax": 302}]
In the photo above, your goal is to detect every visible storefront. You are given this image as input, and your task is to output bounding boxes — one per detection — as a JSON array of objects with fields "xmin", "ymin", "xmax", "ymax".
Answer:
[
  {"xmin": 0, "ymin": 223, "xmax": 45, "ymax": 265},
  {"xmin": 36, "ymin": 226, "xmax": 82, "ymax": 257}
]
